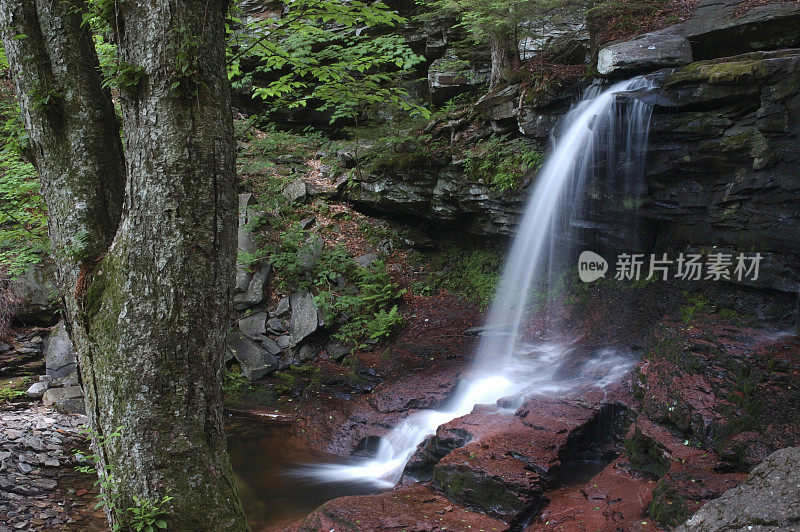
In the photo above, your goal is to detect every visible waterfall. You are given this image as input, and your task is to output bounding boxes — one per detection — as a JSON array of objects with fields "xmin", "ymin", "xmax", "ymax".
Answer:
[{"xmin": 303, "ymin": 77, "xmax": 655, "ymax": 488}]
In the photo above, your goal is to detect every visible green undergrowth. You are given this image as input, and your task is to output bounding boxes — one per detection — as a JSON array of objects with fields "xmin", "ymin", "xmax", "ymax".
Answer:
[
  {"xmin": 410, "ymin": 246, "xmax": 503, "ymax": 309},
  {"xmin": 464, "ymin": 136, "xmax": 543, "ymax": 192},
  {"xmin": 0, "ymin": 376, "xmax": 32, "ymax": 403},
  {"xmin": 0, "ymin": 84, "xmax": 49, "ymax": 279},
  {"xmin": 648, "ymin": 481, "xmax": 691, "ymax": 528}
]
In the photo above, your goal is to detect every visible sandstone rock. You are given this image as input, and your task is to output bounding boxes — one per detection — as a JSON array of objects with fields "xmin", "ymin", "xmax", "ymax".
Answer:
[
  {"xmin": 598, "ymin": 33, "xmax": 692, "ymax": 75},
  {"xmin": 682, "ymin": 0, "xmax": 800, "ymax": 60},
  {"xmin": 677, "ymin": 447, "xmax": 800, "ymax": 531},
  {"xmin": 225, "ymin": 331, "xmax": 279, "ymax": 381},
  {"xmin": 285, "ymin": 484, "xmax": 508, "ymax": 532},
  {"xmin": 43, "ymin": 321, "xmax": 76, "ymax": 380},
  {"xmin": 289, "ymin": 292, "xmax": 319, "ymax": 346}
]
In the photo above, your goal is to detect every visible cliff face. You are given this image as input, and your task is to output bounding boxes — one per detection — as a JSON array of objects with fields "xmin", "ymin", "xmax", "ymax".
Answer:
[
  {"xmin": 639, "ymin": 50, "xmax": 800, "ymax": 293},
  {"xmin": 343, "ymin": 9, "xmax": 800, "ymax": 295}
]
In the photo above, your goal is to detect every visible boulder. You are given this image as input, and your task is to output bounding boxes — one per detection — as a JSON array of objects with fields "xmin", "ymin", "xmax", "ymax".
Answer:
[
  {"xmin": 282, "ymin": 178, "xmax": 307, "ymax": 204},
  {"xmin": 225, "ymin": 331, "xmax": 279, "ymax": 381},
  {"xmin": 677, "ymin": 447, "xmax": 800, "ymax": 531},
  {"xmin": 271, "ymin": 296, "xmax": 290, "ymax": 317},
  {"xmin": 42, "ymin": 385, "xmax": 84, "ymax": 415},
  {"xmin": 7, "ymin": 264, "xmax": 59, "ymax": 326},
  {"xmin": 297, "ymin": 236, "xmax": 324, "ymax": 272},
  {"xmin": 682, "ymin": 0, "xmax": 800, "ymax": 60},
  {"xmin": 233, "ymin": 193, "xmax": 269, "ymax": 310},
  {"xmin": 25, "ymin": 381, "xmax": 49, "ymax": 399},
  {"xmin": 44, "ymin": 320, "xmax": 77, "ymax": 380},
  {"xmin": 597, "ymin": 33, "xmax": 692, "ymax": 76},
  {"xmin": 238, "ymin": 312, "xmax": 268, "ymax": 338},
  {"xmin": 289, "ymin": 292, "xmax": 320, "ymax": 346}
]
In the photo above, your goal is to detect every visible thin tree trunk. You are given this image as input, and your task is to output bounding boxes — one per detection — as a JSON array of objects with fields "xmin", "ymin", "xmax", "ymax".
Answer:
[
  {"xmin": 489, "ymin": 29, "xmax": 516, "ymax": 88},
  {"xmin": 0, "ymin": 0, "xmax": 248, "ymax": 530}
]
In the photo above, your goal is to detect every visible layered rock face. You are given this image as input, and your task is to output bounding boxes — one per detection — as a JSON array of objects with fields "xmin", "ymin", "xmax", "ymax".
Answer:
[{"xmin": 639, "ymin": 49, "xmax": 800, "ymax": 294}]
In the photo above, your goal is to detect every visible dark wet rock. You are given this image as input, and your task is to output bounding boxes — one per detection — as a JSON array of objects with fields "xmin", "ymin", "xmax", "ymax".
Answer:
[
  {"xmin": 286, "ymin": 484, "xmax": 509, "ymax": 532},
  {"xmin": 677, "ymin": 446, "xmax": 800, "ymax": 531},
  {"xmin": 0, "ymin": 329, "xmax": 46, "ymax": 378},
  {"xmin": 682, "ymin": 0, "xmax": 800, "ymax": 60},
  {"xmin": 225, "ymin": 331, "xmax": 279, "ymax": 381},
  {"xmin": 598, "ymin": 33, "xmax": 692, "ymax": 76}
]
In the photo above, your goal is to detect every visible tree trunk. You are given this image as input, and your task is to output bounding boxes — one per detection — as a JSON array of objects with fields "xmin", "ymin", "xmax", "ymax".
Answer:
[
  {"xmin": 0, "ymin": 1, "xmax": 248, "ymax": 530},
  {"xmin": 489, "ymin": 29, "xmax": 516, "ymax": 88}
]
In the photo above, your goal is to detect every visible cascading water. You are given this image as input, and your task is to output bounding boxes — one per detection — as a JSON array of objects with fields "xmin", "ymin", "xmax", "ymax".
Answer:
[{"xmin": 303, "ymin": 77, "xmax": 655, "ymax": 489}]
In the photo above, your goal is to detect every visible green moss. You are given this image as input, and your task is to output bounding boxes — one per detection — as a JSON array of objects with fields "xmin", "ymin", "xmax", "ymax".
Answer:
[
  {"xmin": 625, "ymin": 429, "xmax": 670, "ymax": 478},
  {"xmin": 648, "ymin": 481, "xmax": 691, "ymax": 528},
  {"xmin": 433, "ymin": 465, "xmax": 523, "ymax": 514}
]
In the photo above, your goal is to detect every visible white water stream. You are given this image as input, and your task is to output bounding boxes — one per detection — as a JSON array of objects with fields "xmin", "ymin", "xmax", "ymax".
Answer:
[{"xmin": 304, "ymin": 77, "xmax": 654, "ymax": 488}]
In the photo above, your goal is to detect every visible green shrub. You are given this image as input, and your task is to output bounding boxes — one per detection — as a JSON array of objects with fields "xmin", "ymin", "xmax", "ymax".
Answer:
[{"xmin": 317, "ymin": 259, "xmax": 406, "ymax": 349}]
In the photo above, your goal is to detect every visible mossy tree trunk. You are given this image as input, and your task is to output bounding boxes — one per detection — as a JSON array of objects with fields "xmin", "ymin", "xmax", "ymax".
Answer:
[{"xmin": 0, "ymin": 0, "xmax": 248, "ymax": 530}]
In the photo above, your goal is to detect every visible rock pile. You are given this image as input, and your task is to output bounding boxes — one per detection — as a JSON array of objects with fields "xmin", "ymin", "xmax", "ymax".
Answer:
[{"xmin": 0, "ymin": 404, "xmax": 97, "ymax": 531}]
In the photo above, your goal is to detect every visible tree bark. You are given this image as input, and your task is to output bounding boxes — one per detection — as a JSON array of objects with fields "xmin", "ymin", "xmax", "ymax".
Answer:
[
  {"xmin": 489, "ymin": 29, "xmax": 516, "ymax": 88},
  {"xmin": 0, "ymin": 1, "xmax": 248, "ymax": 530}
]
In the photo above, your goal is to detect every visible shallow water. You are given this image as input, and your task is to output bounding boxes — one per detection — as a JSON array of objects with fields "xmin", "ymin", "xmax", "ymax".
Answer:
[{"xmin": 226, "ymin": 420, "xmax": 383, "ymax": 530}]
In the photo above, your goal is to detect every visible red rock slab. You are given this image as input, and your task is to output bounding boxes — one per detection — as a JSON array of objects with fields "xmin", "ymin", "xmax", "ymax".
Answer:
[
  {"xmin": 368, "ymin": 363, "xmax": 462, "ymax": 413},
  {"xmin": 431, "ymin": 396, "xmax": 615, "ymax": 521},
  {"xmin": 531, "ymin": 457, "xmax": 659, "ymax": 532},
  {"xmin": 284, "ymin": 484, "xmax": 509, "ymax": 532}
]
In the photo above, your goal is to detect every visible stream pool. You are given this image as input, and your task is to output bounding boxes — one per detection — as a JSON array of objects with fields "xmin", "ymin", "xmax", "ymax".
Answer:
[{"xmin": 226, "ymin": 419, "xmax": 383, "ymax": 531}]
